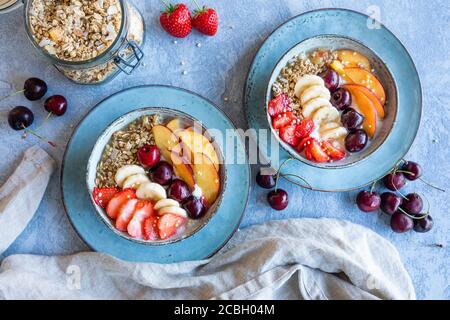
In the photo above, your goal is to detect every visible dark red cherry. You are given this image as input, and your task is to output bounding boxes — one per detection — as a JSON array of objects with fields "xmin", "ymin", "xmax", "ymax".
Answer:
[
  {"xmin": 401, "ymin": 193, "xmax": 423, "ymax": 214},
  {"xmin": 331, "ymin": 88, "xmax": 352, "ymax": 110},
  {"xmin": 256, "ymin": 171, "xmax": 276, "ymax": 189},
  {"xmin": 413, "ymin": 215, "xmax": 433, "ymax": 233},
  {"xmin": 137, "ymin": 145, "xmax": 160, "ymax": 169},
  {"xmin": 380, "ymin": 192, "xmax": 402, "ymax": 215},
  {"xmin": 319, "ymin": 68, "xmax": 340, "ymax": 91},
  {"xmin": 8, "ymin": 106, "xmax": 34, "ymax": 130},
  {"xmin": 383, "ymin": 172, "xmax": 406, "ymax": 191},
  {"xmin": 44, "ymin": 95, "xmax": 67, "ymax": 116},
  {"xmin": 183, "ymin": 196, "xmax": 206, "ymax": 219},
  {"xmin": 267, "ymin": 189, "xmax": 288, "ymax": 211},
  {"xmin": 24, "ymin": 78, "xmax": 47, "ymax": 101},
  {"xmin": 151, "ymin": 161, "xmax": 174, "ymax": 185},
  {"xmin": 167, "ymin": 179, "xmax": 191, "ymax": 203},
  {"xmin": 390, "ymin": 212, "xmax": 414, "ymax": 233},
  {"xmin": 402, "ymin": 161, "xmax": 422, "ymax": 181},
  {"xmin": 356, "ymin": 190, "xmax": 381, "ymax": 212}
]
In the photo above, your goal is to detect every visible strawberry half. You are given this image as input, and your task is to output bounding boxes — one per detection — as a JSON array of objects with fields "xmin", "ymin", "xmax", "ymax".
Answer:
[
  {"xmin": 92, "ymin": 187, "xmax": 118, "ymax": 208},
  {"xmin": 268, "ymin": 94, "xmax": 292, "ymax": 117},
  {"xmin": 295, "ymin": 119, "xmax": 315, "ymax": 138},
  {"xmin": 158, "ymin": 213, "xmax": 186, "ymax": 240},
  {"xmin": 106, "ymin": 189, "xmax": 136, "ymax": 219},
  {"xmin": 297, "ymin": 137, "xmax": 314, "ymax": 153},
  {"xmin": 279, "ymin": 124, "xmax": 300, "ymax": 147},
  {"xmin": 322, "ymin": 141, "xmax": 345, "ymax": 161},
  {"xmin": 128, "ymin": 201, "xmax": 155, "ymax": 239},
  {"xmin": 143, "ymin": 216, "xmax": 159, "ymax": 241},
  {"xmin": 160, "ymin": 3, "xmax": 192, "ymax": 38},
  {"xmin": 306, "ymin": 139, "xmax": 330, "ymax": 163},
  {"xmin": 115, "ymin": 198, "xmax": 139, "ymax": 232},
  {"xmin": 272, "ymin": 111, "xmax": 297, "ymax": 129},
  {"xmin": 192, "ymin": 6, "xmax": 218, "ymax": 36}
]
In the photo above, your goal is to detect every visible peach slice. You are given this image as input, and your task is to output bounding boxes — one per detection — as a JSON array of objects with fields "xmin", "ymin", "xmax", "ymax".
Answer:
[
  {"xmin": 343, "ymin": 84, "xmax": 385, "ymax": 119},
  {"xmin": 192, "ymin": 153, "xmax": 220, "ymax": 205},
  {"xmin": 344, "ymin": 67, "xmax": 386, "ymax": 104},
  {"xmin": 170, "ymin": 152, "xmax": 196, "ymax": 190},
  {"xmin": 351, "ymin": 89, "xmax": 377, "ymax": 138},
  {"xmin": 152, "ymin": 125, "xmax": 180, "ymax": 164},
  {"xmin": 330, "ymin": 60, "xmax": 354, "ymax": 83},
  {"xmin": 336, "ymin": 50, "xmax": 371, "ymax": 70},
  {"xmin": 166, "ymin": 118, "xmax": 184, "ymax": 133},
  {"xmin": 177, "ymin": 129, "xmax": 220, "ymax": 171}
]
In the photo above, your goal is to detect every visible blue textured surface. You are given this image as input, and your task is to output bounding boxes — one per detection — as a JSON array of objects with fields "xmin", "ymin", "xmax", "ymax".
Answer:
[
  {"xmin": 62, "ymin": 86, "xmax": 250, "ymax": 263},
  {"xmin": 0, "ymin": 1, "xmax": 448, "ymax": 299}
]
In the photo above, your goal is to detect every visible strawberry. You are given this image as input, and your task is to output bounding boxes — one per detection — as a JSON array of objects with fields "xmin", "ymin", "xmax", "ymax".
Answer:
[
  {"xmin": 143, "ymin": 216, "xmax": 159, "ymax": 241},
  {"xmin": 306, "ymin": 139, "xmax": 330, "ymax": 163},
  {"xmin": 272, "ymin": 111, "xmax": 297, "ymax": 129},
  {"xmin": 297, "ymin": 137, "xmax": 314, "ymax": 153},
  {"xmin": 160, "ymin": 3, "xmax": 192, "ymax": 38},
  {"xmin": 279, "ymin": 124, "xmax": 300, "ymax": 147},
  {"xmin": 92, "ymin": 187, "xmax": 118, "ymax": 208},
  {"xmin": 115, "ymin": 198, "xmax": 139, "ymax": 232},
  {"xmin": 106, "ymin": 189, "xmax": 136, "ymax": 219},
  {"xmin": 295, "ymin": 119, "xmax": 315, "ymax": 138},
  {"xmin": 322, "ymin": 141, "xmax": 345, "ymax": 161},
  {"xmin": 158, "ymin": 213, "xmax": 186, "ymax": 240},
  {"xmin": 268, "ymin": 94, "xmax": 292, "ymax": 117},
  {"xmin": 127, "ymin": 201, "xmax": 155, "ymax": 239},
  {"xmin": 192, "ymin": 5, "xmax": 218, "ymax": 36}
]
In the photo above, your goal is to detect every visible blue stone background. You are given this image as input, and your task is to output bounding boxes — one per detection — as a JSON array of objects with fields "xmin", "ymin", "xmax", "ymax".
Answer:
[{"xmin": 0, "ymin": 0, "xmax": 448, "ymax": 299}]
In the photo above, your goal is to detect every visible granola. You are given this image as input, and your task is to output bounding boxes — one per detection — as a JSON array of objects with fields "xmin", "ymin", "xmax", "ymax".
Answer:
[{"xmin": 96, "ymin": 115, "xmax": 158, "ymax": 188}]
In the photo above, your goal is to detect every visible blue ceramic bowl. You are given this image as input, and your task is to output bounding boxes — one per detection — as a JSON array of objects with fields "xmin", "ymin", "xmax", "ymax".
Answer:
[
  {"xmin": 86, "ymin": 107, "xmax": 226, "ymax": 245},
  {"xmin": 266, "ymin": 35, "xmax": 398, "ymax": 169}
]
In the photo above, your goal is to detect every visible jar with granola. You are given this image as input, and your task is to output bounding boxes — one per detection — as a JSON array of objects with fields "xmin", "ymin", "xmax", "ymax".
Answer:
[{"xmin": 24, "ymin": 0, "xmax": 145, "ymax": 85}]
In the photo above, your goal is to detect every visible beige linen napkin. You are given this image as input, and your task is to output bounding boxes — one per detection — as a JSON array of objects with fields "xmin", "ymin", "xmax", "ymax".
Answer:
[{"xmin": 0, "ymin": 146, "xmax": 415, "ymax": 300}]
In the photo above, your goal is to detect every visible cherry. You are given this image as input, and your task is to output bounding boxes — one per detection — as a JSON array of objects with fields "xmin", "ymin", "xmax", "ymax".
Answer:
[
  {"xmin": 167, "ymin": 179, "xmax": 191, "ymax": 203},
  {"xmin": 44, "ymin": 95, "xmax": 67, "ymax": 116},
  {"xmin": 390, "ymin": 212, "xmax": 414, "ymax": 233},
  {"xmin": 341, "ymin": 108, "xmax": 364, "ymax": 131},
  {"xmin": 256, "ymin": 171, "xmax": 276, "ymax": 189},
  {"xmin": 137, "ymin": 144, "xmax": 160, "ymax": 169},
  {"xmin": 24, "ymin": 78, "xmax": 47, "ymax": 101},
  {"xmin": 319, "ymin": 68, "xmax": 340, "ymax": 92},
  {"xmin": 8, "ymin": 106, "xmax": 34, "ymax": 130},
  {"xmin": 267, "ymin": 189, "xmax": 288, "ymax": 211},
  {"xmin": 402, "ymin": 161, "xmax": 422, "ymax": 181},
  {"xmin": 401, "ymin": 193, "xmax": 423, "ymax": 214},
  {"xmin": 151, "ymin": 161, "xmax": 174, "ymax": 185},
  {"xmin": 380, "ymin": 192, "xmax": 402, "ymax": 215},
  {"xmin": 331, "ymin": 88, "xmax": 352, "ymax": 110},
  {"xmin": 413, "ymin": 215, "xmax": 433, "ymax": 233},
  {"xmin": 345, "ymin": 129, "xmax": 368, "ymax": 153},
  {"xmin": 356, "ymin": 190, "xmax": 381, "ymax": 212},
  {"xmin": 183, "ymin": 196, "xmax": 206, "ymax": 219},
  {"xmin": 383, "ymin": 172, "xmax": 406, "ymax": 191}
]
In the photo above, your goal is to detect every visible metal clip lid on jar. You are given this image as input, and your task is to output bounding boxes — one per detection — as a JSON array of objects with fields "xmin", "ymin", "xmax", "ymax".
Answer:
[{"xmin": 2, "ymin": 0, "xmax": 145, "ymax": 84}]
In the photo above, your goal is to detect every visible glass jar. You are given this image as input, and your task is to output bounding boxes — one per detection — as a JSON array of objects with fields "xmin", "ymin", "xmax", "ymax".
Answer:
[{"xmin": 23, "ymin": 0, "xmax": 145, "ymax": 85}]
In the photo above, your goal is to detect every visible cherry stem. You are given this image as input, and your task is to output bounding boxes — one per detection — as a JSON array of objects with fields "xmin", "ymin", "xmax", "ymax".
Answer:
[
  {"xmin": 370, "ymin": 180, "xmax": 377, "ymax": 194},
  {"xmin": 280, "ymin": 173, "xmax": 312, "ymax": 190},
  {"xmin": 0, "ymin": 89, "xmax": 25, "ymax": 102},
  {"xmin": 274, "ymin": 158, "xmax": 294, "ymax": 192},
  {"xmin": 398, "ymin": 194, "xmax": 431, "ymax": 220},
  {"xmin": 21, "ymin": 124, "xmax": 56, "ymax": 148},
  {"xmin": 35, "ymin": 111, "xmax": 53, "ymax": 132},
  {"xmin": 419, "ymin": 177, "xmax": 446, "ymax": 193}
]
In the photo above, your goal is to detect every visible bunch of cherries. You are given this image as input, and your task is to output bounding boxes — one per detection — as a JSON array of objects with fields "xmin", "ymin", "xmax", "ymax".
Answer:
[
  {"xmin": 356, "ymin": 160, "xmax": 442, "ymax": 233},
  {"xmin": 137, "ymin": 145, "xmax": 207, "ymax": 219},
  {"xmin": 4, "ymin": 78, "xmax": 68, "ymax": 147}
]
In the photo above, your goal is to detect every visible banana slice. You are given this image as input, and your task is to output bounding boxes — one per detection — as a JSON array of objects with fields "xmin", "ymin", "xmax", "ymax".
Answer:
[
  {"xmin": 158, "ymin": 206, "xmax": 188, "ymax": 218},
  {"xmin": 122, "ymin": 174, "xmax": 150, "ymax": 189},
  {"xmin": 154, "ymin": 199, "xmax": 180, "ymax": 211},
  {"xmin": 136, "ymin": 182, "xmax": 167, "ymax": 202},
  {"xmin": 300, "ymin": 85, "xmax": 331, "ymax": 105},
  {"xmin": 115, "ymin": 165, "xmax": 145, "ymax": 188},
  {"xmin": 319, "ymin": 122, "xmax": 341, "ymax": 133},
  {"xmin": 312, "ymin": 106, "xmax": 340, "ymax": 125},
  {"xmin": 302, "ymin": 98, "xmax": 332, "ymax": 119},
  {"xmin": 294, "ymin": 75, "xmax": 324, "ymax": 98},
  {"xmin": 321, "ymin": 127, "xmax": 348, "ymax": 140}
]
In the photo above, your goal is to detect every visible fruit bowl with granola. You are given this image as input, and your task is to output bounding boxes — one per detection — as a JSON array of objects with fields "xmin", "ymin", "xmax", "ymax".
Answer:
[
  {"xmin": 266, "ymin": 35, "xmax": 397, "ymax": 168},
  {"xmin": 86, "ymin": 108, "xmax": 225, "ymax": 244}
]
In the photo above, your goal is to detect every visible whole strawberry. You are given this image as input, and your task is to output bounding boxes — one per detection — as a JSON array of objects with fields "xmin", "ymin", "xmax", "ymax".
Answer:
[
  {"xmin": 160, "ymin": 3, "xmax": 192, "ymax": 38},
  {"xmin": 192, "ymin": 5, "xmax": 218, "ymax": 36}
]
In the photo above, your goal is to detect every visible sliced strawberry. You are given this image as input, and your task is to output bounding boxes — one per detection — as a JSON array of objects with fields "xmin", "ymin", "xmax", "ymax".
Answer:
[
  {"xmin": 143, "ymin": 216, "xmax": 159, "ymax": 241},
  {"xmin": 127, "ymin": 201, "xmax": 155, "ymax": 239},
  {"xmin": 105, "ymin": 189, "xmax": 136, "ymax": 219},
  {"xmin": 279, "ymin": 124, "xmax": 300, "ymax": 147},
  {"xmin": 93, "ymin": 187, "xmax": 119, "ymax": 208},
  {"xmin": 295, "ymin": 119, "xmax": 315, "ymax": 138},
  {"xmin": 272, "ymin": 111, "xmax": 297, "ymax": 129},
  {"xmin": 157, "ymin": 213, "xmax": 186, "ymax": 240},
  {"xmin": 322, "ymin": 141, "xmax": 345, "ymax": 161},
  {"xmin": 306, "ymin": 139, "xmax": 330, "ymax": 163},
  {"xmin": 115, "ymin": 198, "xmax": 139, "ymax": 232},
  {"xmin": 304, "ymin": 146, "xmax": 314, "ymax": 161},
  {"xmin": 268, "ymin": 94, "xmax": 292, "ymax": 117},
  {"xmin": 297, "ymin": 137, "xmax": 314, "ymax": 153}
]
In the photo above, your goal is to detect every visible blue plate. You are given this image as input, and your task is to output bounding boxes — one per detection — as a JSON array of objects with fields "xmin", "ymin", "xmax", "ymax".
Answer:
[
  {"xmin": 244, "ymin": 9, "xmax": 422, "ymax": 192},
  {"xmin": 61, "ymin": 85, "xmax": 250, "ymax": 263}
]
